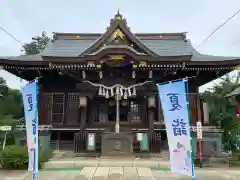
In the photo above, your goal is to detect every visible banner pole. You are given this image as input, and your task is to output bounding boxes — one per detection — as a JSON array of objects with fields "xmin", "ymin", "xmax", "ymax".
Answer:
[
  {"xmin": 184, "ymin": 79, "xmax": 195, "ymax": 180},
  {"xmin": 157, "ymin": 76, "xmax": 196, "ymax": 86},
  {"xmin": 34, "ymin": 78, "xmax": 39, "ymax": 180}
]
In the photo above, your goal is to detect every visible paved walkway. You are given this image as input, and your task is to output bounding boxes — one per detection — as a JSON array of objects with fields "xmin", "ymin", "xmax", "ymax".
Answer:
[{"xmin": 0, "ymin": 167, "xmax": 240, "ymax": 180}]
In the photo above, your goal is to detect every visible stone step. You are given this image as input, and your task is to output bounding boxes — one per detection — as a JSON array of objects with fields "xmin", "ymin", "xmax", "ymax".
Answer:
[{"xmin": 44, "ymin": 158, "xmax": 170, "ymax": 169}]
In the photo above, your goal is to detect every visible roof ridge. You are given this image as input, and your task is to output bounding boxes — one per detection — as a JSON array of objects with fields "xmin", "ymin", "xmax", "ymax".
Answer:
[{"xmin": 54, "ymin": 32, "xmax": 187, "ymax": 40}]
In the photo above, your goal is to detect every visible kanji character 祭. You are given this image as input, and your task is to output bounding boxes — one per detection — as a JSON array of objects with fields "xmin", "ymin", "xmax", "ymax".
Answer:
[{"xmin": 172, "ymin": 118, "xmax": 187, "ymax": 136}]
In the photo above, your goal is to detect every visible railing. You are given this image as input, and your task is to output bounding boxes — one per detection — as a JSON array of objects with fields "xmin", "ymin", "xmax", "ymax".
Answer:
[{"xmin": 50, "ymin": 140, "xmax": 74, "ymax": 151}]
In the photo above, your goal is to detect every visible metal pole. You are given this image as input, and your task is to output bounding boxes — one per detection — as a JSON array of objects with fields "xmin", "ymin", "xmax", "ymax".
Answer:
[
  {"xmin": 32, "ymin": 172, "xmax": 36, "ymax": 180},
  {"xmin": 115, "ymin": 88, "xmax": 120, "ymax": 133},
  {"xmin": 2, "ymin": 131, "xmax": 7, "ymax": 150}
]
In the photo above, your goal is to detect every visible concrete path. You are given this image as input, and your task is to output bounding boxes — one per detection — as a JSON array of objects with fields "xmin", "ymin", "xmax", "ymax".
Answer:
[{"xmin": 0, "ymin": 167, "xmax": 240, "ymax": 180}]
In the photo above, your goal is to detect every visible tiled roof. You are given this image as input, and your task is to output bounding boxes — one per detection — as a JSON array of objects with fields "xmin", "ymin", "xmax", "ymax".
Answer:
[
  {"xmin": 40, "ymin": 38, "xmax": 194, "ymax": 57},
  {"xmin": 40, "ymin": 40, "xmax": 94, "ymax": 57},
  {"xmin": 0, "ymin": 55, "xmax": 43, "ymax": 61},
  {"xmin": 191, "ymin": 51, "xmax": 239, "ymax": 61},
  {"xmin": 1, "ymin": 36, "xmax": 239, "ymax": 62},
  {"xmin": 141, "ymin": 39, "xmax": 193, "ymax": 56}
]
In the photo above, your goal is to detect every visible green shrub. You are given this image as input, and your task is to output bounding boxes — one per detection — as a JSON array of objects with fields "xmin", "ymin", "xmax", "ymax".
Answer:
[
  {"xmin": 229, "ymin": 152, "xmax": 240, "ymax": 167},
  {"xmin": 0, "ymin": 145, "xmax": 28, "ymax": 169},
  {"xmin": 0, "ymin": 145, "xmax": 53, "ymax": 169}
]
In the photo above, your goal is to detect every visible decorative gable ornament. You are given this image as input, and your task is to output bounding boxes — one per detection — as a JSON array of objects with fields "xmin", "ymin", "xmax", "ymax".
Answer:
[
  {"xmin": 115, "ymin": 11, "xmax": 122, "ymax": 20},
  {"xmin": 112, "ymin": 29, "xmax": 125, "ymax": 40}
]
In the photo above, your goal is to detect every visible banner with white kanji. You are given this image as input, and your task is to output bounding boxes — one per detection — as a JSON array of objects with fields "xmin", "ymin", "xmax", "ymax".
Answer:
[{"xmin": 157, "ymin": 80, "xmax": 194, "ymax": 177}]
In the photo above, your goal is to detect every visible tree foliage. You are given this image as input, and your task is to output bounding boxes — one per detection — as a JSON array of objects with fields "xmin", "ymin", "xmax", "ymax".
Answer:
[
  {"xmin": 21, "ymin": 31, "xmax": 50, "ymax": 55},
  {"xmin": 0, "ymin": 77, "xmax": 23, "ymax": 145},
  {"xmin": 203, "ymin": 76, "xmax": 240, "ymax": 152},
  {"xmin": 0, "ymin": 77, "xmax": 23, "ymax": 120}
]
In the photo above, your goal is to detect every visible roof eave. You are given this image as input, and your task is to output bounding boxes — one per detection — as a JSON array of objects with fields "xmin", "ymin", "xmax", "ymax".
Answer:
[
  {"xmin": 189, "ymin": 59, "xmax": 240, "ymax": 66},
  {"xmin": 0, "ymin": 55, "xmax": 46, "ymax": 66}
]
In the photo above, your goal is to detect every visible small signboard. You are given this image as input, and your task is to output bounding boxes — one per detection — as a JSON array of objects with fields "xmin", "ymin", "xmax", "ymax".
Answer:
[
  {"xmin": 88, "ymin": 133, "xmax": 95, "ymax": 146},
  {"xmin": 137, "ymin": 133, "xmax": 143, "ymax": 141},
  {"xmin": 0, "ymin": 126, "xmax": 11, "ymax": 131},
  {"xmin": 0, "ymin": 126, "xmax": 12, "ymax": 150},
  {"xmin": 87, "ymin": 133, "xmax": 95, "ymax": 151},
  {"xmin": 196, "ymin": 121, "xmax": 202, "ymax": 139}
]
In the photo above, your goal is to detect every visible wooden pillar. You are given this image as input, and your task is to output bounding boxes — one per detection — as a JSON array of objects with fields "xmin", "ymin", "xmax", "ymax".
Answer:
[
  {"xmin": 147, "ymin": 95, "xmax": 156, "ymax": 131},
  {"xmin": 157, "ymin": 98, "xmax": 164, "ymax": 122},
  {"xmin": 79, "ymin": 107, "xmax": 87, "ymax": 129},
  {"xmin": 86, "ymin": 98, "xmax": 93, "ymax": 125},
  {"xmin": 140, "ymin": 98, "xmax": 148, "ymax": 125},
  {"xmin": 63, "ymin": 92, "xmax": 68, "ymax": 124},
  {"xmin": 79, "ymin": 96, "xmax": 88, "ymax": 129},
  {"xmin": 148, "ymin": 108, "xmax": 155, "ymax": 130}
]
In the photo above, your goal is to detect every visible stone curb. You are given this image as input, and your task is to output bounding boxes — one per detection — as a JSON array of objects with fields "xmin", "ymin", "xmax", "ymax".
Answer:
[
  {"xmin": 44, "ymin": 159, "xmax": 170, "ymax": 169},
  {"xmin": 44, "ymin": 159, "xmax": 240, "ymax": 174}
]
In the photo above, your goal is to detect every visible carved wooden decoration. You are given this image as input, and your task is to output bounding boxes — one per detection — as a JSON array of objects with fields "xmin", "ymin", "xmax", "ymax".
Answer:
[
  {"xmin": 109, "ymin": 55, "xmax": 124, "ymax": 60},
  {"xmin": 112, "ymin": 29, "xmax": 125, "ymax": 40}
]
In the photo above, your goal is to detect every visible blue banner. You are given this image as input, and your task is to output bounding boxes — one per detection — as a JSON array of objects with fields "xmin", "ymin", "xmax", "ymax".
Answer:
[
  {"xmin": 157, "ymin": 80, "xmax": 194, "ymax": 178},
  {"xmin": 21, "ymin": 79, "xmax": 38, "ymax": 175}
]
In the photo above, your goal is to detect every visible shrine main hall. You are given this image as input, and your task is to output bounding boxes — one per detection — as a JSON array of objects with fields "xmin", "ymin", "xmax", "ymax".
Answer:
[{"xmin": 0, "ymin": 12, "xmax": 239, "ymax": 156}]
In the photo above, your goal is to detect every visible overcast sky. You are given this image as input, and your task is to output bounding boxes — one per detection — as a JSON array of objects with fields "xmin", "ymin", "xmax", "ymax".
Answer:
[{"xmin": 0, "ymin": 0, "xmax": 239, "ymax": 91}]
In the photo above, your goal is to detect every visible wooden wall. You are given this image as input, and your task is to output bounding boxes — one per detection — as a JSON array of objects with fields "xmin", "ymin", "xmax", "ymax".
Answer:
[
  {"xmin": 38, "ymin": 92, "xmax": 83, "ymax": 126},
  {"xmin": 37, "ymin": 72, "xmax": 202, "ymax": 127}
]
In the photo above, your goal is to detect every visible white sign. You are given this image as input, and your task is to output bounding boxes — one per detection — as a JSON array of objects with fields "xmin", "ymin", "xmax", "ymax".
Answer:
[
  {"xmin": 137, "ymin": 133, "xmax": 143, "ymax": 141},
  {"xmin": 88, "ymin": 133, "xmax": 95, "ymax": 146},
  {"xmin": 196, "ymin": 121, "xmax": 202, "ymax": 139},
  {"xmin": 0, "ymin": 126, "xmax": 11, "ymax": 131}
]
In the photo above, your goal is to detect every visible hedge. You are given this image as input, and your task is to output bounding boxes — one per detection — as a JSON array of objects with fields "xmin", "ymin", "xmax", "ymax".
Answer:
[{"xmin": 0, "ymin": 145, "xmax": 53, "ymax": 169}]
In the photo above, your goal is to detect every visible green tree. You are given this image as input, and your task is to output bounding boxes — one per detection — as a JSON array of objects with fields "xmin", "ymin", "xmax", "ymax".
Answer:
[
  {"xmin": 0, "ymin": 77, "xmax": 23, "ymax": 146},
  {"xmin": 0, "ymin": 77, "xmax": 23, "ymax": 120},
  {"xmin": 203, "ymin": 76, "xmax": 240, "ymax": 152},
  {"xmin": 21, "ymin": 31, "xmax": 50, "ymax": 55}
]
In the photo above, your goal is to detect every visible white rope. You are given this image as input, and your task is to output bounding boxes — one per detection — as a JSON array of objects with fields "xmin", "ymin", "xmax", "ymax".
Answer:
[{"xmin": 82, "ymin": 80, "xmax": 152, "ymax": 90}]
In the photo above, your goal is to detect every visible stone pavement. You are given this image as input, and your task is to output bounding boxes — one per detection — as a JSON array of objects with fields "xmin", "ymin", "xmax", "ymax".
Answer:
[{"xmin": 0, "ymin": 167, "xmax": 240, "ymax": 180}]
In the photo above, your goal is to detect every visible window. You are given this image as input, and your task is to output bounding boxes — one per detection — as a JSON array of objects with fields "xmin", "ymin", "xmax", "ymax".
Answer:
[{"xmin": 51, "ymin": 93, "xmax": 65, "ymax": 124}]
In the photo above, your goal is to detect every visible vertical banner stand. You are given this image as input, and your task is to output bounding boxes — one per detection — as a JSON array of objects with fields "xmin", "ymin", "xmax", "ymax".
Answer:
[{"xmin": 184, "ymin": 79, "xmax": 195, "ymax": 180}]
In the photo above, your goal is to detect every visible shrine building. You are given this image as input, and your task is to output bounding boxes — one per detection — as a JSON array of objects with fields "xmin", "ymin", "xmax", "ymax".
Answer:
[{"xmin": 0, "ymin": 12, "xmax": 239, "ymax": 156}]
